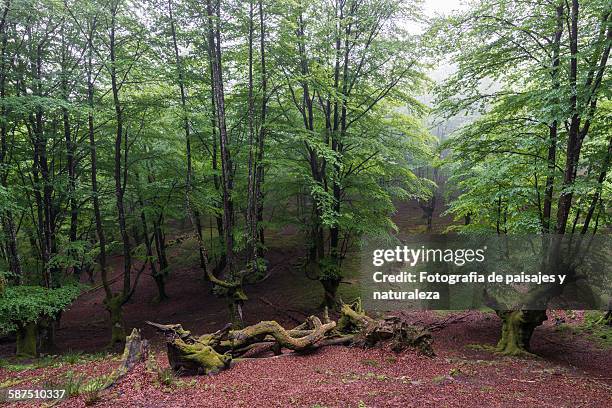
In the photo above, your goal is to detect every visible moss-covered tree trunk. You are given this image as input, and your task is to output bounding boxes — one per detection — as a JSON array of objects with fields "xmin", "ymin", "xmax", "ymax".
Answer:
[
  {"xmin": 106, "ymin": 295, "xmax": 126, "ymax": 347},
  {"xmin": 495, "ymin": 310, "xmax": 547, "ymax": 355},
  {"xmin": 227, "ymin": 287, "xmax": 247, "ymax": 329},
  {"xmin": 167, "ymin": 338, "xmax": 231, "ymax": 375},
  {"xmin": 16, "ymin": 322, "xmax": 38, "ymax": 358}
]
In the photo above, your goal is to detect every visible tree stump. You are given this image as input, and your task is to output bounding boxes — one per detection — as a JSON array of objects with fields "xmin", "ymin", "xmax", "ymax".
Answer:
[{"xmin": 103, "ymin": 328, "xmax": 149, "ymax": 389}]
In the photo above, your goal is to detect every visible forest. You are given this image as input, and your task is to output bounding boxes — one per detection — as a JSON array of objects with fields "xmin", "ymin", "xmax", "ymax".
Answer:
[{"xmin": 0, "ymin": 0, "xmax": 610, "ymax": 406}]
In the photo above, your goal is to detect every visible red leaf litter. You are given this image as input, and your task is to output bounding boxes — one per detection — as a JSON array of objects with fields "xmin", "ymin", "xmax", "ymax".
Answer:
[{"xmin": 2, "ymin": 311, "xmax": 610, "ymax": 408}]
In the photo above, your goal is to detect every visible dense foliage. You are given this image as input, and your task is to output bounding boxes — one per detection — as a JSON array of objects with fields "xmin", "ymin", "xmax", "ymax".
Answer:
[
  {"xmin": 435, "ymin": 0, "xmax": 611, "ymax": 234},
  {"xmin": 0, "ymin": 0, "xmax": 434, "ymax": 344},
  {"xmin": 0, "ymin": 284, "xmax": 84, "ymax": 334}
]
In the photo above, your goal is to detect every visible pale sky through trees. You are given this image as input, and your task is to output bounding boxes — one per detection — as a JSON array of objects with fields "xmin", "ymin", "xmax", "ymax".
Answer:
[{"xmin": 423, "ymin": 0, "xmax": 466, "ymax": 16}]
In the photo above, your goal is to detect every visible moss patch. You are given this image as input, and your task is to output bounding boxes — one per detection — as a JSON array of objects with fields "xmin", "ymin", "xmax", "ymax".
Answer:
[
  {"xmin": 16, "ymin": 322, "xmax": 38, "ymax": 358},
  {"xmin": 556, "ymin": 311, "xmax": 612, "ymax": 349}
]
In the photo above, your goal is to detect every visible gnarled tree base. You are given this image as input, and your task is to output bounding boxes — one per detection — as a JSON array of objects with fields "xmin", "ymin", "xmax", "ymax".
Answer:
[
  {"xmin": 147, "ymin": 299, "xmax": 434, "ymax": 375},
  {"xmin": 495, "ymin": 310, "xmax": 547, "ymax": 356}
]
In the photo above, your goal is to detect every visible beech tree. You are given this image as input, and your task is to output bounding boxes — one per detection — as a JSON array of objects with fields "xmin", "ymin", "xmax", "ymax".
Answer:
[
  {"xmin": 274, "ymin": 0, "xmax": 432, "ymax": 308},
  {"xmin": 436, "ymin": 0, "xmax": 611, "ymax": 354}
]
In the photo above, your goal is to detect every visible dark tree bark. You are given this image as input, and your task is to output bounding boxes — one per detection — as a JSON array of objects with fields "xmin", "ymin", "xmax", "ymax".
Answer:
[
  {"xmin": 109, "ymin": 3, "xmax": 132, "ymax": 303},
  {"xmin": 60, "ymin": 24, "xmax": 80, "ymax": 276},
  {"xmin": 255, "ymin": 0, "xmax": 267, "ymax": 258},
  {"xmin": 28, "ymin": 28, "xmax": 59, "ymax": 288},
  {"xmin": 206, "ymin": 0, "xmax": 234, "ymax": 274},
  {"xmin": 245, "ymin": 0, "xmax": 268, "ymax": 268},
  {"xmin": 555, "ymin": 2, "xmax": 611, "ymax": 233},
  {"xmin": 246, "ymin": 0, "xmax": 256, "ymax": 268},
  {"xmin": 581, "ymin": 137, "xmax": 611, "ymax": 233},
  {"xmin": 84, "ymin": 12, "xmax": 119, "ymax": 345},
  {"xmin": 295, "ymin": 10, "xmax": 327, "ymax": 296},
  {"xmin": 85, "ymin": 15, "xmax": 109, "ymax": 297},
  {"xmin": 206, "ymin": 0, "xmax": 243, "ymax": 327},
  {"xmin": 419, "ymin": 194, "xmax": 436, "ymax": 232},
  {"xmin": 136, "ymin": 177, "xmax": 168, "ymax": 302},
  {"xmin": 0, "ymin": 0, "xmax": 22, "ymax": 279},
  {"xmin": 541, "ymin": 2, "xmax": 563, "ymax": 233},
  {"xmin": 500, "ymin": 2, "xmax": 610, "ymax": 357},
  {"xmin": 97, "ymin": 1, "xmax": 146, "ymax": 346}
]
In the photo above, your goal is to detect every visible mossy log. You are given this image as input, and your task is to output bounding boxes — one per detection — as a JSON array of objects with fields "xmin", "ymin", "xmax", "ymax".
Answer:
[
  {"xmin": 224, "ymin": 316, "xmax": 335, "ymax": 352},
  {"xmin": 147, "ymin": 299, "xmax": 433, "ymax": 375},
  {"xmin": 335, "ymin": 299, "xmax": 435, "ymax": 357},
  {"xmin": 146, "ymin": 321, "xmax": 233, "ymax": 375}
]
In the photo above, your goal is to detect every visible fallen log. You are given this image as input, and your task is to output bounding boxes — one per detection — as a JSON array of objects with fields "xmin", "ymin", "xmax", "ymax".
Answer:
[
  {"xmin": 147, "ymin": 299, "xmax": 434, "ymax": 375},
  {"xmin": 334, "ymin": 298, "xmax": 434, "ymax": 356}
]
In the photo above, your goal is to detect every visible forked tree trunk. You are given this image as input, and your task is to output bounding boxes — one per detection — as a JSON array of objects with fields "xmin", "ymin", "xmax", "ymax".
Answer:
[{"xmin": 205, "ymin": 0, "xmax": 244, "ymax": 328}]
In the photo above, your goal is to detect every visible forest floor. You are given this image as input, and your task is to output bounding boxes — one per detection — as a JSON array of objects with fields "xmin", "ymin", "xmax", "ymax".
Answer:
[{"xmin": 1, "ymin": 200, "xmax": 611, "ymax": 407}]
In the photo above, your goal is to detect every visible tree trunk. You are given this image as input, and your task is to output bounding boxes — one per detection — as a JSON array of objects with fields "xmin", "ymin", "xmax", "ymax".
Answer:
[
  {"xmin": 320, "ymin": 275, "xmax": 341, "ymax": 310},
  {"xmin": 168, "ymin": 0, "xmax": 207, "ymax": 272},
  {"xmin": 16, "ymin": 322, "xmax": 38, "ymax": 358},
  {"xmin": 495, "ymin": 310, "xmax": 547, "ymax": 355},
  {"xmin": 1, "ymin": 214, "xmax": 21, "ymax": 279},
  {"xmin": 255, "ymin": 0, "xmax": 267, "ymax": 259},
  {"xmin": 541, "ymin": 2, "xmax": 563, "ymax": 233},
  {"xmin": 137, "ymin": 189, "xmax": 168, "ymax": 303},
  {"xmin": 153, "ymin": 273, "xmax": 168, "ymax": 302},
  {"xmin": 206, "ymin": 0, "xmax": 235, "ymax": 275},
  {"xmin": 0, "ymin": 3, "xmax": 22, "ymax": 279},
  {"xmin": 61, "ymin": 35, "xmax": 79, "ymax": 276},
  {"xmin": 37, "ymin": 315, "xmax": 58, "ymax": 355},
  {"xmin": 110, "ymin": 5, "xmax": 132, "ymax": 300},
  {"xmin": 86, "ymin": 16, "xmax": 114, "ymax": 346},
  {"xmin": 246, "ymin": 0, "xmax": 256, "ymax": 268},
  {"xmin": 581, "ymin": 137, "xmax": 611, "ymax": 233},
  {"xmin": 31, "ymin": 39, "xmax": 56, "ymax": 288},
  {"xmin": 206, "ymin": 0, "xmax": 242, "ymax": 327},
  {"xmin": 106, "ymin": 295, "xmax": 126, "ymax": 347}
]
